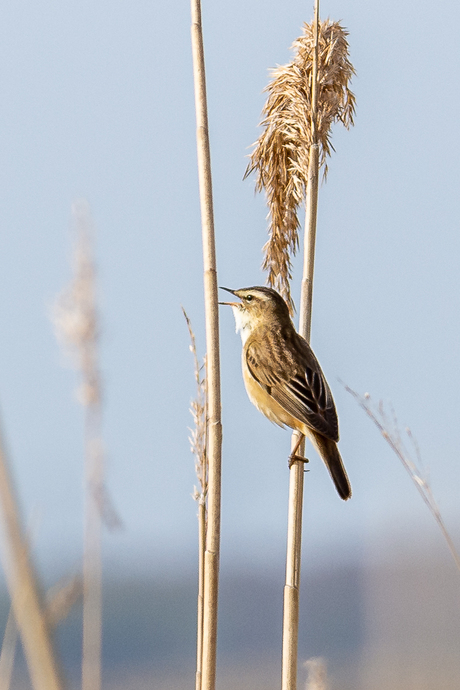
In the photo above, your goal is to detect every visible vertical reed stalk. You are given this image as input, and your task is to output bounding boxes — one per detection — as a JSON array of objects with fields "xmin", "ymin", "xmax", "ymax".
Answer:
[
  {"xmin": 245, "ymin": 9, "xmax": 354, "ymax": 687},
  {"xmin": 246, "ymin": 7, "xmax": 354, "ymax": 689},
  {"xmin": 282, "ymin": 5, "xmax": 319, "ymax": 689},
  {"xmin": 82, "ymin": 414, "xmax": 103, "ymax": 690},
  {"xmin": 196, "ymin": 499, "xmax": 206, "ymax": 690},
  {"xmin": 190, "ymin": 2, "xmax": 223, "ymax": 689},
  {"xmin": 281, "ymin": 441, "xmax": 304, "ymax": 690},
  {"xmin": 0, "ymin": 421, "xmax": 63, "ymax": 690},
  {"xmin": 53, "ymin": 201, "xmax": 104, "ymax": 690}
]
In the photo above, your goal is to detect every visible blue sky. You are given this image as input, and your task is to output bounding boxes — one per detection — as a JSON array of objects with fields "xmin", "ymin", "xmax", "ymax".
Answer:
[{"xmin": 0, "ymin": 0, "xmax": 459, "ymax": 580}]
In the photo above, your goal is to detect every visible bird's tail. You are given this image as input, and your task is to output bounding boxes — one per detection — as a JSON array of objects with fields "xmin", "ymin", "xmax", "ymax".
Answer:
[{"xmin": 309, "ymin": 432, "xmax": 352, "ymax": 501}]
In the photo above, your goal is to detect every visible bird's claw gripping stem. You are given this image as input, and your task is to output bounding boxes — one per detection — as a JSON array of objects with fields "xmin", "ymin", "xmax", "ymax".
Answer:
[{"xmin": 288, "ymin": 454, "xmax": 309, "ymax": 469}]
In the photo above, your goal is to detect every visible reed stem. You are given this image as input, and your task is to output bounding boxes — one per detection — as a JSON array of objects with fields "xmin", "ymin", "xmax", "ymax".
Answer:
[
  {"xmin": 195, "ymin": 499, "xmax": 206, "ymax": 690},
  {"xmin": 82, "ymin": 408, "xmax": 103, "ymax": 690},
  {"xmin": 282, "ymin": 3, "xmax": 319, "ymax": 688},
  {"xmin": 190, "ymin": 1, "xmax": 223, "ymax": 688}
]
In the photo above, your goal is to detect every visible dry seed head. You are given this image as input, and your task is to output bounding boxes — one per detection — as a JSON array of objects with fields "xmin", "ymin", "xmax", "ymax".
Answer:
[
  {"xmin": 53, "ymin": 200, "xmax": 101, "ymax": 407},
  {"xmin": 305, "ymin": 657, "xmax": 328, "ymax": 690},
  {"xmin": 182, "ymin": 309, "xmax": 208, "ymax": 502},
  {"xmin": 343, "ymin": 384, "xmax": 460, "ymax": 574},
  {"xmin": 246, "ymin": 20, "xmax": 355, "ymax": 311}
]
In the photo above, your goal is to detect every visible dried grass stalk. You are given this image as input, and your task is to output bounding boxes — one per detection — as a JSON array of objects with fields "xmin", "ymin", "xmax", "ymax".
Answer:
[
  {"xmin": 190, "ymin": 1, "xmax": 223, "ymax": 688},
  {"xmin": 183, "ymin": 309, "xmax": 208, "ymax": 506},
  {"xmin": 246, "ymin": 19, "xmax": 355, "ymax": 311},
  {"xmin": 53, "ymin": 201, "xmax": 106, "ymax": 690},
  {"xmin": 344, "ymin": 385, "xmax": 460, "ymax": 574},
  {"xmin": 0, "ymin": 563, "xmax": 81, "ymax": 690},
  {"xmin": 182, "ymin": 309, "xmax": 208, "ymax": 690},
  {"xmin": 0, "ymin": 422, "xmax": 64, "ymax": 690}
]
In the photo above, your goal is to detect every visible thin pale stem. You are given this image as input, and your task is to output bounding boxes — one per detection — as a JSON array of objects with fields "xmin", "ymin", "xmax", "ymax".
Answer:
[
  {"xmin": 281, "ymin": 434, "xmax": 305, "ymax": 690},
  {"xmin": 345, "ymin": 386, "xmax": 460, "ymax": 574},
  {"xmin": 299, "ymin": 145, "xmax": 319, "ymax": 342},
  {"xmin": 0, "ymin": 421, "xmax": 64, "ymax": 690},
  {"xmin": 282, "ymin": 3, "xmax": 320, "ymax": 689},
  {"xmin": 190, "ymin": 1, "xmax": 223, "ymax": 689},
  {"xmin": 310, "ymin": 1, "xmax": 320, "ymax": 143},
  {"xmin": 82, "ymin": 403, "xmax": 102, "ymax": 690},
  {"xmin": 0, "ymin": 519, "xmax": 40, "ymax": 690},
  {"xmin": 196, "ymin": 500, "xmax": 206, "ymax": 690}
]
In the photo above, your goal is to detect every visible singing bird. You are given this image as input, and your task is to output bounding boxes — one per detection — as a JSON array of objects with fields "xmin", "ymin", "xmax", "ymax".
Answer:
[{"xmin": 220, "ymin": 286, "xmax": 351, "ymax": 500}]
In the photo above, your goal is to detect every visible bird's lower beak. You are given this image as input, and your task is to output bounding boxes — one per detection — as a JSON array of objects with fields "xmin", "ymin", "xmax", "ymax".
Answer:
[{"xmin": 219, "ymin": 287, "xmax": 240, "ymax": 307}]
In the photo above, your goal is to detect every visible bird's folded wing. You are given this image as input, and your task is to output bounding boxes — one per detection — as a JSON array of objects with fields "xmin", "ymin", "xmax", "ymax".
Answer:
[{"xmin": 246, "ymin": 336, "xmax": 339, "ymax": 442}]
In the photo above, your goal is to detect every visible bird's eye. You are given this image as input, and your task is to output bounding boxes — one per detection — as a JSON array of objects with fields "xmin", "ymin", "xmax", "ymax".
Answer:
[{"xmin": 245, "ymin": 295, "xmax": 253, "ymax": 302}]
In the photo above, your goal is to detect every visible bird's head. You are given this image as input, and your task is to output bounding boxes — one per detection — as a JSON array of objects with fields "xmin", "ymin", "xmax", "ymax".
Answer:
[{"xmin": 219, "ymin": 286, "xmax": 291, "ymax": 343}]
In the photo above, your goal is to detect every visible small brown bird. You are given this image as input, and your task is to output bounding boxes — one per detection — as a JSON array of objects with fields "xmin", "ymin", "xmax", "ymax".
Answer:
[{"xmin": 220, "ymin": 286, "xmax": 351, "ymax": 500}]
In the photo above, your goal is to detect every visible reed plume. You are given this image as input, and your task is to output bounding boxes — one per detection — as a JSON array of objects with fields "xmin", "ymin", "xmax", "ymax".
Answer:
[
  {"xmin": 53, "ymin": 200, "xmax": 119, "ymax": 690},
  {"xmin": 246, "ymin": 19, "xmax": 355, "ymax": 312}
]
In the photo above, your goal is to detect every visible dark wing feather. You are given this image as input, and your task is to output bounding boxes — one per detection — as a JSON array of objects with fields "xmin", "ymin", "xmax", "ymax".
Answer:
[{"xmin": 246, "ymin": 327, "xmax": 339, "ymax": 442}]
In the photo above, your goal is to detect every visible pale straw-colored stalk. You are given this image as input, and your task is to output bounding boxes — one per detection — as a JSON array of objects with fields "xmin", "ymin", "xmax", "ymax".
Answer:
[
  {"xmin": 0, "ymin": 526, "xmax": 81, "ymax": 690},
  {"xmin": 344, "ymin": 386, "xmax": 460, "ymax": 574},
  {"xmin": 190, "ymin": 2, "xmax": 223, "ymax": 689},
  {"xmin": 0, "ymin": 420, "xmax": 64, "ymax": 690},
  {"xmin": 53, "ymin": 201, "xmax": 105, "ymax": 690},
  {"xmin": 182, "ymin": 309, "xmax": 208, "ymax": 690},
  {"xmin": 283, "ymin": 8, "xmax": 319, "ymax": 688},
  {"xmin": 246, "ymin": 7, "xmax": 355, "ymax": 689},
  {"xmin": 0, "ymin": 575, "xmax": 82, "ymax": 690},
  {"xmin": 195, "ymin": 499, "xmax": 206, "ymax": 690}
]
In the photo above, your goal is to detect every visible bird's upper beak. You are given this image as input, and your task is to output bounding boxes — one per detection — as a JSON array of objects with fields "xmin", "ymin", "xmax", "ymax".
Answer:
[{"xmin": 218, "ymin": 287, "xmax": 240, "ymax": 307}]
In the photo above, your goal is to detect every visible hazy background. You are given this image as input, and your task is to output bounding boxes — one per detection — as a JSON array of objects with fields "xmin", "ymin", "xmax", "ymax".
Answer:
[{"xmin": 0, "ymin": 0, "xmax": 459, "ymax": 687}]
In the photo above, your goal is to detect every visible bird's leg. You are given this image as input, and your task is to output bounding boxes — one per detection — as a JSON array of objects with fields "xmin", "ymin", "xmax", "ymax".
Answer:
[{"xmin": 288, "ymin": 433, "xmax": 309, "ymax": 468}]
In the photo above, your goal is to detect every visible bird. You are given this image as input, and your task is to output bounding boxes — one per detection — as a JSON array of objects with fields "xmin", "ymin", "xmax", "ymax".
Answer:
[{"xmin": 219, "ymin": 285, "xmax": 351, "ymax": 500}]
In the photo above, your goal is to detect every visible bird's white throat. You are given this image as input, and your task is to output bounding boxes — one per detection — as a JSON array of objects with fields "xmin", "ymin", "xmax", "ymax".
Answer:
[{"xmin": 232, "ymin": 306, "xmax": 253, "ymax": 345}]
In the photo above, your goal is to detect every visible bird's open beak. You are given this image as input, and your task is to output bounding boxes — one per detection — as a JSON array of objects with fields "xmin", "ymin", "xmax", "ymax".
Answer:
[{"xmin": 218, "ymin": 287, "xmax": 240, "ymax": 307}]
